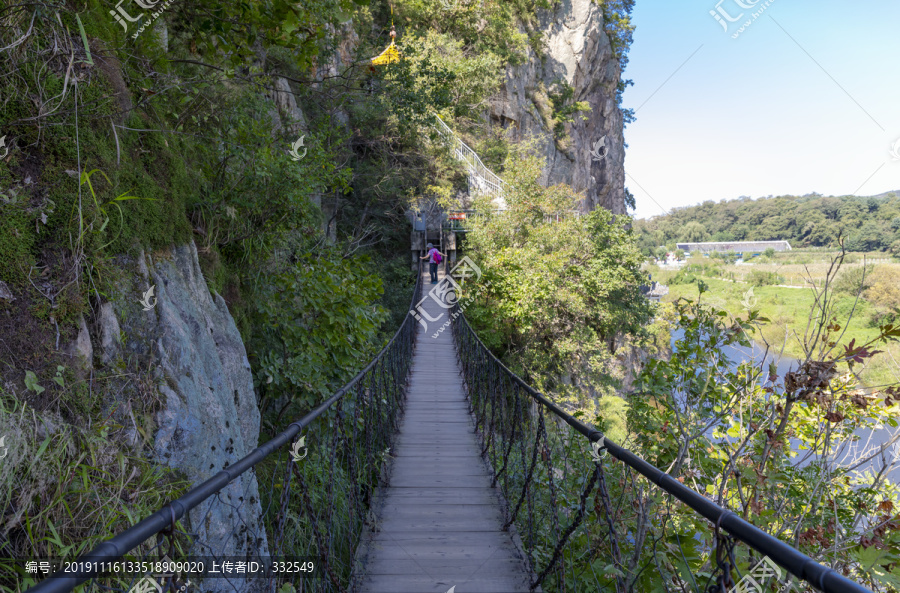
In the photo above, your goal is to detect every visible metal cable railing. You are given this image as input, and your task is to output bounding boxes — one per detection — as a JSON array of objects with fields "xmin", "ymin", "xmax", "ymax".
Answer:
[
  {"xmin": 22, "ymin": 265, "xmax": 422, "ymax": 593},
  {"xmin": 432, "ymin": 114, "xmax": 506, "ymax": 203},
  {"xmin": 450, "ymin": 302, "xmax": 873, "ymax": 593},
  {"xmin": 443, "ymin": 209, "xmax": 582, "ymax": 233}
]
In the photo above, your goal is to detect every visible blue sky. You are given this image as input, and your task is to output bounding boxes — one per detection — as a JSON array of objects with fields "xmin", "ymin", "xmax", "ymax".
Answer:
[{"xmin": 622, "ymin": 0, "xmax": 900, "ymax": 220}]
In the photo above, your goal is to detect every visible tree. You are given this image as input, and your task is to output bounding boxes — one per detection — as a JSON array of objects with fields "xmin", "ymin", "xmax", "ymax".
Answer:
[
  {"xmin": 616, "ymin": 259, "xmax": 900, "ymax": 592},
  {"xmin": 891, "ymin": 240, "xmax": 900, "ymax": 258},
  {"xmin": 462, "ymin": 153, "xmax": 653, "ymax": 405},
  {"xmin": 891, "ymin": 217, "xmax": 900, "ymax": 233},
  {"xmin": 682, "ymin": 220, "xmax": 708, "ymax": 242},
  {"xmin": 847, "ymin": 221, "xmax": 886, "ymax": 252}
]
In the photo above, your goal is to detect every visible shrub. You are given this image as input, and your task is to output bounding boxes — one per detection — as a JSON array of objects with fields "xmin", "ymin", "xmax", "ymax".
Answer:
[
  {"xmin": 593, "ymin": 395, "xmax": 629, "ymax": 444},
  {"xmin": 747, "ymin": 270, "xmax": 784, "ymax": 287},
  {"xmin": 711, "ymin": 251, "xmax": 740, "ymax": 264},
  {"xmin": 890, "ymin": 240, "xmax": 900, "ymax": 258},
  {"xmin": 832, "ymin": 265, "xmax": 875, "ymax": 296},
  {"xmin": 863, "ymin": 267, "xmax": 900, "ymax": 330},
  {"xmin": 868, "ymin": 309, "xmax": 899, "ymax": 329}
]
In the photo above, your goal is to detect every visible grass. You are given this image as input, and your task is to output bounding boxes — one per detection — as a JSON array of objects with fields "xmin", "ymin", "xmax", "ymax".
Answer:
[
  {"xmin": 650, "ymin": 273, "xmax": 900, "ymax": 389},
  {"xmin": 0, "ymin": 389, "xmax": 191, "ymax": 593}
]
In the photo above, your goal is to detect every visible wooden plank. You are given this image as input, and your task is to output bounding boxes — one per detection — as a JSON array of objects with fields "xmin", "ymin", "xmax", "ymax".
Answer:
[
  {"xmin": 402, "ymin": 407, "xmax": 471, "ymax": 413},
  {"xmin": 387, "ymin": 475, "xmax": 492, "ymax": 488},
  {"xmin": 376, "ymin": 503, "xmax": 503, "ymax": 519},
  {"xmin": 388, "ymin": 457, "xmax": 486, "ymax": 467},
  {"xmin": 401, "ymin": 412, "xmax": 470, "ymax": 418},
  {"xmin": 362, "ymin": 558, "xmax": 527, "ymax": 577},
  {"xmin": 377, "ymin": 519, "xmax": 503, "ymax": 532},
  {"xmin": 388, "ymin": 443, "xmax": 482, "ymax": 452},
  {"xmin": 389, "ymin": 449, "xmax": 483, "ymax": 458},
  {"xmin": 402, "ymin": 406, "xmax": 471, "ymax": 412},
  {"xmin": 362, "ymin": 541, "xmax": 519, "ymax": 560},
  {"xmin": 395, "ymin": 424, "xmax": 473, "ymax": 431},
  {"xmin": 392, "ymin": 438, "xmax": 482, "ymax": 445},
  {"xmin": 354, "ymin": 290, "xmax": 533, "ymax": 593},
  {"xmin": 361, "ymin": 531, "xmax": 517, "ymax": 545},
  {"xmin": 375, "ymin": 490, "xmax": 499, "ymax": 505},
  {"xmin": 389, "ymin": 468, "xmax": 490, "ymax": 480},
  {"xmin": 357, "ymin": 574, "xmax": 530, "ymax": 593}
]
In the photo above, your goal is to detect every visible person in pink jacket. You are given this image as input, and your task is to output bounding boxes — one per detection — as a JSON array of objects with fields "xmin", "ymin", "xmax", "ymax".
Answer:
[{"xmin": 420, "ymin": 242, "xmax": 445, "ymax": 284}]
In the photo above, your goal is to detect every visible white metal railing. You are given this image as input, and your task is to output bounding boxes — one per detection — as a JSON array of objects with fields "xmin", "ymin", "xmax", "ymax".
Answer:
[{"xmin": 433, "ymin": 114, "xmax": 506, "ymax": 206}]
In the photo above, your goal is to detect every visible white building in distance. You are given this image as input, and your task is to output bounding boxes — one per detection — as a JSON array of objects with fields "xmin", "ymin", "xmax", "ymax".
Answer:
[{"xmin": 677, "ymin": 240, "xmax": 791, "ymax": 254}]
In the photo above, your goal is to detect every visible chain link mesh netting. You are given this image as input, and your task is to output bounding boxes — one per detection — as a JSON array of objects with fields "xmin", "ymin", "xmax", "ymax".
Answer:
[{"xmin": 450, "ymin": 303, "xmax": 873, "ymax": 593}]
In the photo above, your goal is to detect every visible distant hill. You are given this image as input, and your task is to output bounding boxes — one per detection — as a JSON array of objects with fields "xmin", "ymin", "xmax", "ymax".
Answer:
[{"xmin": 633, "ymin": 191, "xmax": 900, "ymax": 256}]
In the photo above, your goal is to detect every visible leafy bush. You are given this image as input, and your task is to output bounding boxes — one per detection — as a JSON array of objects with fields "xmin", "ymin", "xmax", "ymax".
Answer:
[
  {"xmin": 626, "ymin": 278, "xmax": 900, "ymax": 592},
  {"xmin": 669, "ymin": 262, "xmax": 723, "ymax": 284},
  {"xmin": 251, "ymin": 249, "xmax": 387, "ymax": 412},
  {"xmin": 593, "ymin": 395, "xmax": 629, "ymax": 444},
  {"xmin": 833, "ymin": 265, "xmax": 875, "ymax": 296},
  {"xmin": 890, "ymin": 240, "xmax": 900, "ymax": 258},
  {"xmin": 746, "ymin": 269, "xmax": 784, "ymax": 286},
  {"xmin": 711, "ymin": 250, "xmax": 740, "ymax": 264},
  {"xmin": 868, "ymin": 308, "xmax": 899, "ymax": 329},
  {"xmin": 463, "ymin": 153, "xmax": 653, "ymax": 405},
  {"xmin": 669, "ymin": 270, "xmax": 700, "ymax": 285},
  {"xmin": 863, "ymin": 266, "xmax": 900, "ymax": 309}
]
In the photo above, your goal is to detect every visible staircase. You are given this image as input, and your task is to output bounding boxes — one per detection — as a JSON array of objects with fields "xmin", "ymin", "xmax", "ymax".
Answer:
[{"xmin": 432, "ymin": 114, "xmax": 506, "ymax": 208}]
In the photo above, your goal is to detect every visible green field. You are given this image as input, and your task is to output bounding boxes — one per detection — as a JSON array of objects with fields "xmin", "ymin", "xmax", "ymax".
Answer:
[{"xmin": 647, "ymin": 257, "xmax": 900, "ymax": 389}]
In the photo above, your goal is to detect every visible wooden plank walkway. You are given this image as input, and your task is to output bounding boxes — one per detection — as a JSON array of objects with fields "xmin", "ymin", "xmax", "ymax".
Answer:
[{"xmin": 353, "ymin": 269, "xmax": 533, "ymax": 593}]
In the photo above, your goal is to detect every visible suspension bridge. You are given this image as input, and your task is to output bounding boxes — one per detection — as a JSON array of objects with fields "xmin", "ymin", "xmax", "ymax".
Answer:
[
  {"xmin": 18, "ymin": 116, "xmax": 871, "ymax": 593},
  {"xmin": 19, "ymin": 259, "xmax": 874, "ymax": 593}
]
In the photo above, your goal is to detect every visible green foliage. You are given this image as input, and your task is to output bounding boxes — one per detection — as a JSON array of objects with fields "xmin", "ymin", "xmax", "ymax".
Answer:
[
  {"xmin": 0, "ymin": 203, "xmax": 36, "ymax": 286},
  {"xmin": 746, "ymin": 269, "xmax": 784, "ymax": 287},
  {"xmin": 833, "ymin": 264, "xmax": 875, "ymax": 296},
  {"xmin": 864, "ymin": 266, "xmax": 900, "ymax": 309},
  {"xmin": 51, "ymin": 366, "xmax": 66, "ymax": 388},
  {"xmin": 669, "ymin": 262, "xmax": 724, "ymax": 285},
  {"xmin": 23, "ymin": 371, "xmax": 43, "ymax": 394},
  {"xmin": 251, "ymin": 249, "xmax": 387, "ymax": 410},
  {"xmin": 710, "ymin": 250, "xmax": 740, "ymax": 264},
  {"xmin": 0, "ymin": 391, "xmax": 190, "ymax": 592},
  {"xmin": 600, "ymin": 0, "xmax": 636, "ymax": 122},
  {"xmin": 682, "ymin": 220, "xmax": 708, "ymax": 242},
  {"xmin": 391, "ymin": 30, "xmax": 503, "ymax": 125},
  {"xmin": 76, "ymin": 169, "xmax": 156, "ymax": 251},
  {"xmin": 634, "ymin": 192, "xmax": 900, "ymax": 255},
  {"xmin": 891, "ymin": 240, "xmax": 900, "ymax": 258},
  {"xmin": 168, "ymin": 0, "xmax": 369, "ymax": 71},
  {"xmin": 593, "ymin": 395, "xmax": 628, "ymax": 444},
  {"xmin": 392, "ymin": 0, "xmax": 536, "ymax": 66},
  {"xmin": 463, "ymin": 153, "xmax": 653, "ymax": 404},
  {"xmin": 548, "ymin": 80, "xmax": 591, "ymax": 139},
  {"xmin": 622, "ymin": 280, "xmax": 900, "ymax": 591}
]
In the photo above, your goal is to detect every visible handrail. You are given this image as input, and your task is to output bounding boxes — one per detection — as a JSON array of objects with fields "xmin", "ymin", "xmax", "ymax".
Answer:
[
  {"xmin": 26, "ymin": 263, "xmax": 423, "ymax": 593},
  {"xmin": 451, "ymin": 304, "xmax": 872, "ymax": 593},
  {"xmin": 432, "ymin": 114, "xmax": 506, "ymax": 202}
]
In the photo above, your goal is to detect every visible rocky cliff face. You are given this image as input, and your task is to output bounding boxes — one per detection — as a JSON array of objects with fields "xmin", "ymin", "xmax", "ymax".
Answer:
[
  {"xmin": 96, "ymin": 243, "xmax": 268, "ymax": 591},
  {"xmin": 490, "ymin": 0, "xmax": 626, "ymax": 214}
]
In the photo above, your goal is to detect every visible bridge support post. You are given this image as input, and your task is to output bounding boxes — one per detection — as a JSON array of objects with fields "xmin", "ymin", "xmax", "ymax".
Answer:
[{"xmin": 411, "ymin": 230, "xmax": 425, "ymax": 271}]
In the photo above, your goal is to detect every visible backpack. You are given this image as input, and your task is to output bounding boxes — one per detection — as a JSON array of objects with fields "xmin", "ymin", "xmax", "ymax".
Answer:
[{"xmin": 432, "ymin": 250, "xmax": 442, "ymax": 264}]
